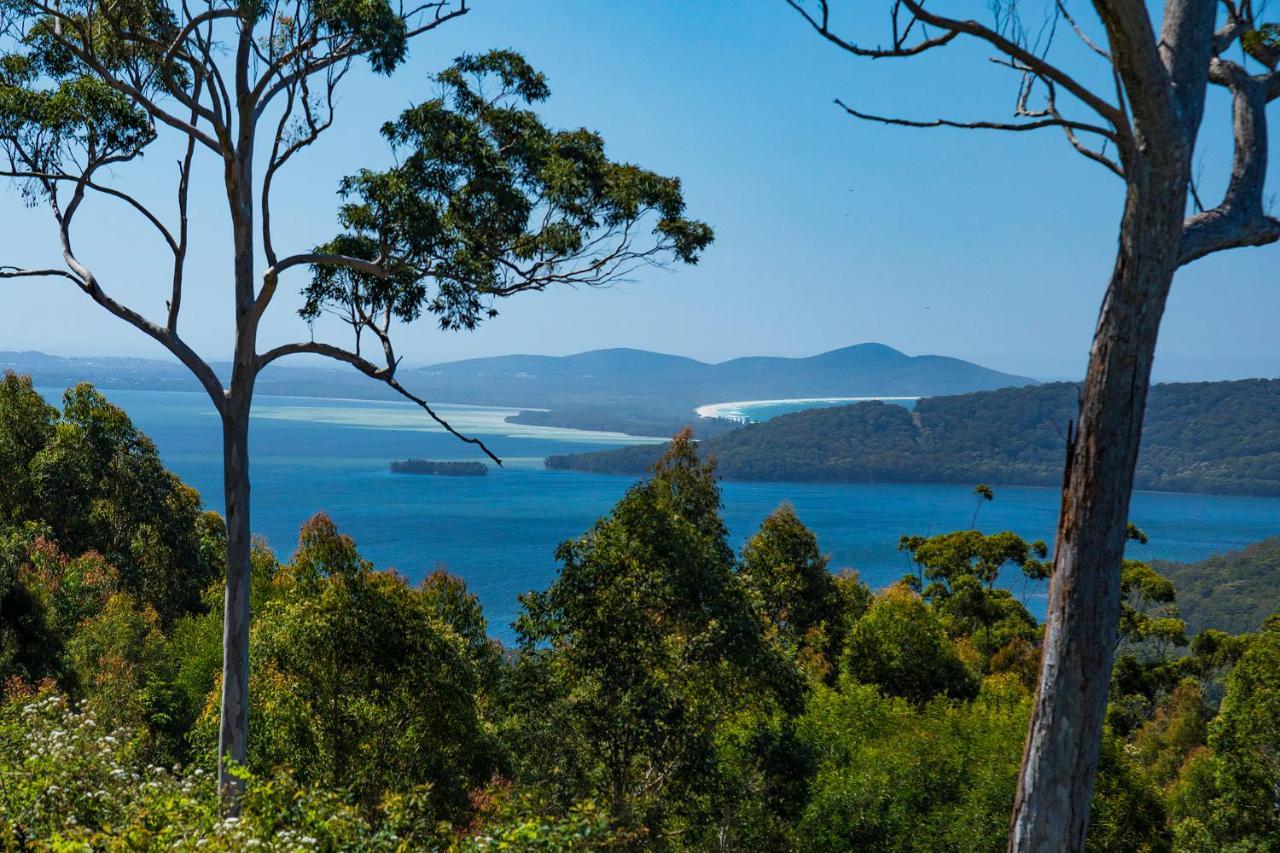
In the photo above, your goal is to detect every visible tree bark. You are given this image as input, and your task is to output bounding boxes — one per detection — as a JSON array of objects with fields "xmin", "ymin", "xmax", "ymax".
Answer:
[
  {"xmin": 1009, "ymin": 153, "xmax": 1187, "ymax": 850},
  {"xmin": 217, "ymin": 397, "xmax": 252, "ymax": 804},
  {"xmin": 217, "ymin": 122, "xmax": 259, "ymax": 805}
]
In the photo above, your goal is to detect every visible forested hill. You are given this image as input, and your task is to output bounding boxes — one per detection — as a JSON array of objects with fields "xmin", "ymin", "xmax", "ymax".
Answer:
[
  {"xmin": 547, "ymin": 378, "xmax": 1280, "ymax": 496},
  {"xmin": 1155, "ymin": 537, "xmax": 1280, "ymax": 635}
]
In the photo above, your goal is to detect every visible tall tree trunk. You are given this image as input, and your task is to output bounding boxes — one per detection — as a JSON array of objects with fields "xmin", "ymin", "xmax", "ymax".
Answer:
[
  {"xmin": 217, "ymin": 397, "xmax": 252, "ymax": 805},
  {"xmin": 216, "ymin": 94, "xmax": 259, "ymax": 805},
  {"xmin": 1009, "ymin": 156, "xmax": 1187, "ymax": 850}
]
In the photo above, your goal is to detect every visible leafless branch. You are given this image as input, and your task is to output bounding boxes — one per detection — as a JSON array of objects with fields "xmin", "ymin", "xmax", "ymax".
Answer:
[
  {"xmin": 0, "ymin": 169, "xmax": 181, "ymax": 252},
  {"xmin": 784, "ymin": 0, "xmax": 958, "ymax": 57},
  {"xmin": 0, "ymin": 265, "xmax": 83, "ymax": 283},
  {"xmin": 256, "ymin": 340, "xmax": 502, "ymax": 464},
  {"xmin": 1054, "ymin": 0, "xmax": 1111, "ymax": 60},
  {"xmin": 1180, "ymin": 56, "xmax": 1280, "ymax": 264},
  {"xmin": 835, "ymin": 97, "xmax": 1116, "ymax": 137}
]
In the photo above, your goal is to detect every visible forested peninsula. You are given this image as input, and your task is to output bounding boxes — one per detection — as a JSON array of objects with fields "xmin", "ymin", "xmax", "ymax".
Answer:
[{"xmin": 547, "ymin": 379, "xmax": 1280, "ymax": 496}]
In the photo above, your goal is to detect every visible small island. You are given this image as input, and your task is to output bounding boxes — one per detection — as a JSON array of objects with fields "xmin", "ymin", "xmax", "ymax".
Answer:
[{"xmin": 389, "ymin": 459, "xmax": 488, "ymax": 476}]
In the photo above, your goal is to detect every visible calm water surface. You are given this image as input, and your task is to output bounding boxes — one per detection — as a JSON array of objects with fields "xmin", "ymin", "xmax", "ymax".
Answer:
[{"xmin": 43, "ymin": 388, "xmax": 1280, "ymax": 642}]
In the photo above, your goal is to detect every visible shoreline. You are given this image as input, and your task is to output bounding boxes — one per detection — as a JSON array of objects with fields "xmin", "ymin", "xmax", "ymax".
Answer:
[{"xmin": 695, "ymin": 396, "xmax": 920, "ymax": 422}]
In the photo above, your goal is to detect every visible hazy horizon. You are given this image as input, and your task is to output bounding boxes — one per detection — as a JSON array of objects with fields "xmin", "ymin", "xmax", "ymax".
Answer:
[{"xmin": 8, "ymin": 340, "xmax": 1275, "ymax": 386}]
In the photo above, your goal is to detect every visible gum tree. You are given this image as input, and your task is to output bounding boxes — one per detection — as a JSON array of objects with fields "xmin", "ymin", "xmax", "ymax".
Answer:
[
  {"xmin": 0, "ymin": 0, "xmax": 711, "ymax": 801},
  {"xmin": 787, "ymin": 0, "xmax": 1278, "ymax": 848}
]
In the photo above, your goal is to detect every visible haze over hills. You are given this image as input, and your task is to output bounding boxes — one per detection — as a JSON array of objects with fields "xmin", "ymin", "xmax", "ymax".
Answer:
[
  {"xmin": 402, "ymin": 343, "xmax": 1038, "ymax": 408},
  {"xmin": 0, "ymin": 343, "xmax": 1037, "ymax": 420}
]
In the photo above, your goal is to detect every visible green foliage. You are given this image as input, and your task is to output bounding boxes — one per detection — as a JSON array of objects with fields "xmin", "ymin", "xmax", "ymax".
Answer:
[
  {"xmin": 0, "ymin": 379, "xmax": 222, "ymax": 757},
  {"xmin": 1119, "ymin": 559, "xmax": 1187, "ymax": 652},
  {"xmin": 843, "ymin": 585, "xmax": 978, "ymax": 705},
  {"xmin": 0, "ymin": 377, "xmax": 223, "ymax": 627},
  {"xmin": 1131, "ymin": 679, "xmax": 1209, "ymax": 789},
  {"xmin": 0, "ymin": 37, "xmax": 155, "ymax": 204},
  {"xmin": 898, "ymin": 526, "xmax": 1046, "ymax": 662},
  {"xmin": 0, "ymin": 374, "xmax": 57, "ymax": 514},
  {"xmin": 1085, "ymin": 732, "xmax": 1171, "ymax": 852},
  {"xmin": 0, "ymin": 689, "xmax": 444, "ymax": 849},
  {"xmin": 303, "ymin": 50, "xmax": 712, "ymax": 334},
  {"xmin": 0, "ymin": 523, "xmax": 63, "ymax": 687},
  {"xmin": 1207, "ymin": 615, "xmax": 1280, "ymax": 845},
  {"xmin": 220, "ymin": 513, "xmax": 501, "ymax": 822},
  {"xmin": 513, "ymin": 432, "xmax": 800, "ymax": 837},
  {"xmin": 739, "ymin": 503, "xmax": 843, "ymax": 666},
  {"xmin": 455, "ymin": 790, "xmax": 630, "ymax": 851},
  {"xmin": 797, "ymin": 675, "xmax": 1030, "ymax": 851},
  {"xmin": 1155, "ymin": 536, "xmax": 1280, "ymax": 635}
]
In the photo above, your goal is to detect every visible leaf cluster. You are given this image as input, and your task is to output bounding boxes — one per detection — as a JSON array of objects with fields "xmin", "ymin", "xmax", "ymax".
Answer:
[{"xmin": 302, "ymin": 50, "xmax": 713, "ymax": 335}]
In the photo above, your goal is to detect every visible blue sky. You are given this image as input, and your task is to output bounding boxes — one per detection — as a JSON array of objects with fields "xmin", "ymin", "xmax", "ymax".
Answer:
[{"xmin": 1, "ymin": 0, "xmax": 1275, "ymax": 381}]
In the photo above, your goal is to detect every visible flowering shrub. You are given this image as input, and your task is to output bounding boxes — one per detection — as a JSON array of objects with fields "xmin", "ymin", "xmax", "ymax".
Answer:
[
  {"xmin": 0, "ymin": 690, "xmax": 381, "ymax": 849},
  {"xmin": 0, "ymin": 690, "xmax": 621, "ymax": 850}
]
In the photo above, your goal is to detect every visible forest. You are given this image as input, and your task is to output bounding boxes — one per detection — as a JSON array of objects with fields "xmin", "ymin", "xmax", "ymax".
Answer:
[
  {"xmin": 1, "ymin": 376, "xmax": 1276, "ymax": 850},
  {"xmin": 547, "ymin": 380, "xmax": 1280, "ymax": 496},
  {"xmin": 1155, "ymin": 537, "xmax": 1280, "ymax": 636}
]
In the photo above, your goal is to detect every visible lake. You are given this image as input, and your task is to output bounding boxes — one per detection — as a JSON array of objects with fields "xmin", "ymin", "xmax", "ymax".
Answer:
[{"xmin": 42, "ymin": 387, "xmax": 1280, "ymax": 642}]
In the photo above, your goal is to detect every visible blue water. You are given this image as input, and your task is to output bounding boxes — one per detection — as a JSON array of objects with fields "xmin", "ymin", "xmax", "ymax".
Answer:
[{"xmin": 40, "ymin": 388, "xmax": 1280, "ymax": 642}]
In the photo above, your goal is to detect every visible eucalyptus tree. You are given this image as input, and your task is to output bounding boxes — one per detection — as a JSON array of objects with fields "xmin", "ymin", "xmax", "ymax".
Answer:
[
  {"xmin": 0, "ymin": 0, "xmax": 712, "ymax": 800},
  {"xmin": 787, "ymin": 0, "xmax": 1278, "ymax": 846}
]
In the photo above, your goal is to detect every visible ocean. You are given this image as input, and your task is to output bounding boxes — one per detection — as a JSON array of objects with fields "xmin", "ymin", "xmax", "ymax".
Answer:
[{"xmin": 41, "ymin": 387, "xmax": 1280, "ymax": 642}]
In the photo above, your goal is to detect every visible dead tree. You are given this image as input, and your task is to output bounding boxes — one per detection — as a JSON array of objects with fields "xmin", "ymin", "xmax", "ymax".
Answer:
[
  {"xmin": 0, "ymin": 0, "xmax": 711, "ymax": 805},
  {"xmin": 786, "ymin": 0, "xmax": 1278, "ymax": 848}
]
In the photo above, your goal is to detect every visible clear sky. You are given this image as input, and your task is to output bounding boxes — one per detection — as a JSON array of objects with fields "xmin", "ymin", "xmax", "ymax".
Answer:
[{"xmin": 1, "ymin": 1, "xmax": 1275, "ymax": 381}]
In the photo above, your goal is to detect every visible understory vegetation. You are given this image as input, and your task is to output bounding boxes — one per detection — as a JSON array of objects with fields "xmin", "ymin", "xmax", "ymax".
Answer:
[{"xmin": 2, "ymin": 377, "xmax": 1277, "ymax": 850}]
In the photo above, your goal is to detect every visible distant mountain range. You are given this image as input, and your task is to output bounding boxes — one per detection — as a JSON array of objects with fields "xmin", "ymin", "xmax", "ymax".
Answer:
[
  {"xmin": 0, "ymin": 344, "xmax": 1037, "ymax": 423},
  {"xmin": 548, "ymin": 379, "xmax": 1280, "ymax": 496},
  {"xmin": 402, "ymin": 343, "xmax": 1036, "ymax": 409}
]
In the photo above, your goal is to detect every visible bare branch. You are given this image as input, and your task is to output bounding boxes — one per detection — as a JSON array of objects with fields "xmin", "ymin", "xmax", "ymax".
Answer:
[
  {"xmin": 262, "ymin": 62, "xmax": 345, "ymax": 267},
  {"xmin": 170, "ymin": 76, "xmax": 202, "ymax": 334},
  {"xmin": 835, "ymin": 97, "xmax": 1116, "ymax": 138},
  {"xmin": 0, "ymin": 169, "xmax": 181, "ymax": 254},
  {"xmin": 1181, "ymin": 58, "xmax": 1280, "ymax": 264},
  {"xmin": 784, "ymin": 0, "xmax": 958, "ymax": 57},
  {"xmin": 0, "ymin": 265, "xmax": 84, "ymax": 283},
  {"xmin": 790, "ymin": 0, "xmax": 1125, "ymax": 128},
  {"xmin": 256, "ymin": 341, "xmax": 502, "ymax": 464},
  {"xmin": 37, "ymin": 165, "xmax": 227, "ymax": 409},
  {"xmin": 1055, "ymin": 0, "xmax": 1111, "ymax": 60},
  {"xmin": 1058, "ymin": 123, "xmax": 1124, "ymax": 177}
]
